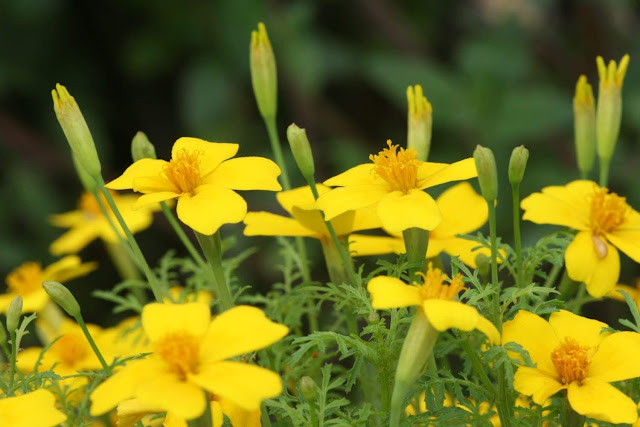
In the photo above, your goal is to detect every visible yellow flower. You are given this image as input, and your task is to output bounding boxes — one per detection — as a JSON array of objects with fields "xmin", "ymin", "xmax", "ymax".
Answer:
[
  {"xmin": 49, "ymin": 191, "xmax": 159, "ymax": 255},
  {"xmin": 106, "ymin": 137, "xmax": 282, "ymax": 235},
  {"xmin": 0, "ymin": 389, "xmax": 67, "ymax": 427},
  {"xmin": 521, "ymin": 180, "xmax": 640, "ymax": 297},
  {"xmin": 367, "ymin": 264, "xmax": 499, "ymax": 344},
  {"xmin": 316, "ymin": 140, "xmax": 477, "ymax": 233},
  {"xmin": 90, "ymin": 303, "xmax": 288, "ymax": 421},
  {"xmin": 606, "ymin": 278, "xmax": 640, "ymax": 308},
  {"xmin": 97, "ymin": 317, "xmax": 150, "ymax": 365},
  {"xmin": 502, "ymin": 309, "xmax": 640, "ymax": 424},
  {"xmin": 350, "ymin": 182, "xmax": 493, "ymax": 267},
  {"xmin": 0, "ymin": 256, "xmax": 96, "ymax": 313},
  {"xmin": 164, "ymin": 286, "xmax": 214, "ymax": 305}
]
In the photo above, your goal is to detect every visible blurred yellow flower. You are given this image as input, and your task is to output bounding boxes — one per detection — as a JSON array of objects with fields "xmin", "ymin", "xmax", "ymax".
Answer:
[
  {"xmin": 106, "ymin": 137, "xmax": 282, "ymax": 235},
  {"xmin": 607, "ymin": 278, "xmax": 640, "ymax": 308},
  {"xmin": 502, "ymin": 309, "xmax": 640, "ymax": 424},
  {"xmin": 0, "ymin": 389, "xmax": 67, "ymax": 427},
  {"xmin": 521, "ymin": 180, "xmax": 640, "ymax": 297},
  {"xmin": 90, "ymin": 303, "xmax": 288, "ymax": 421}
]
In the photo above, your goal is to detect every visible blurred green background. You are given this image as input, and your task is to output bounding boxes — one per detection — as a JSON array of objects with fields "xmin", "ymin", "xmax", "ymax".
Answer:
[{"xmin": 1, "ymin": 0, "xmax": 639, "ymax": 322}]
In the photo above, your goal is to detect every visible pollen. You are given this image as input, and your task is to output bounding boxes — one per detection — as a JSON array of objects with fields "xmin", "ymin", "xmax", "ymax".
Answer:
[
  {"xmin": 589, "ymin": 188, "xmax": 629, "ymax": 236},
  {"xmin": 53, "ymin": 331, "xmax": 89, "ymax": 367},
  {"xmin": 164, "ymin": 149, "xmax": 203, "ymax": 195},
  {"xmin": 369, "ymin": 140, "xmax": 420, "ymax": 193},
  {"xmin": 416, "ymin": 263, "xmax": 465, "ymax": 301},
  {"xmin": 551, "ymin": 337, "xmax": 594, "ymax": 385},
  {"xmin": 155, "ymin": 332, "xmax": 200, "ymax": 379},
  {"xmin": 5, "ymin": 262, "xmax": 42, "ymax": 296}
]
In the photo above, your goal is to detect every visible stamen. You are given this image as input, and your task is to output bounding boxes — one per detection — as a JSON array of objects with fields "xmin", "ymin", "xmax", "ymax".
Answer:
[
  {"xmin": 369, "ymin": 140, "xmax": 420, "ymax": 193},
  {"xmin": 155, "ymin": 332, "xmax": 200, "ymax": 379},
  {"xmin": 590, "ymin": 188, "xmax": 629, "ymax": 235},
  {"xmin": 551, "ymin": 337, "xmax": 593, "ymax": 385},
  {"xmin": 416, "ymin": 264, "xmax": 466, "ymax": 301},
  {"xmin": 164, "ymin": 149, "xmax": 203, "ymax": 195}
]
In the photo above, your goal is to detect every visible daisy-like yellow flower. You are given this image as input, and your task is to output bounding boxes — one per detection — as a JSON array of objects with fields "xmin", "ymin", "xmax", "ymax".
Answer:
[
  {"xmin": 106, "ymin": 137, "xmax": 282, "ymax": 235},
  {"xmin": 316, "ymin": 140, "xmax": 477, "ymax": 233},
  {"xmin": 0, "ymin": 389, "xmax": 67, "ymax": 427},
  {"xmin": 367, "ymin": 264, "xmax": 499, "ymax": 343},
  {"xmin": 502, "ymin": 309, "xmax": 640, "ymax": 424},
  {"xmin": 49, "ymin": 191, "xmax": 159, "ymax": 255},
  {"xmin": 521, "ymin": 180, "xmax": 640, "ymax": 297},
  {"xmin": 90, "ymin": 303, "xmax": 288, "ymax": 421},
  {"xmin": 350, "ymin": 182, "xmax": 492, "ymax": 267},
  {"xmin": 0, "ymin": 256, "xmax": 96, "ymax": 313}
]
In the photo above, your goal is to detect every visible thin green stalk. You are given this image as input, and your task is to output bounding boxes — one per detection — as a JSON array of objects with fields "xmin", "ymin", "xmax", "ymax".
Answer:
[
  {"xmin": 105, "ymin": 241, "xmax": 141, "ymax": 281},
  {"xmin": 458, "ymin": 337, "xmax": 495, "ymax": 396},
  {"xmin": 7, "ymin": 331, "xmax": 17, "ymax": 396},
  {"xmin": 511, "ymin": 184, "xmax": 524, "ymax": 288},
  {"xmin": 543, "ymin": 264, "xmax": 563, "ymax": 288},
  {"xmin": 194, "ymin": 231, "xmax": 233, "ymax": 311},
  {"xmin": 599, "ymin": 159, "xmax": 610, "ymax": 188},
  {"xmin": 75, "ymin": 314, "xmax": 111, "ymax": 375},
  {"xmin": 265, "ymin": 117, "xmax": 291, "ymax": 190},
  {"xmin": 308, "ymin": 395, "xmax": 319, "ymax": 427},
  {"xmin": 261, "ymin": 402, "xmax": 273, "ymax": 427},
  {"xmin": 160, "ymin": 201, "xmax": 206, "ymax": 266},
  {"xmin": 580, "ymin": 170, "xmax": 588, "ymax": 180},
  {"xmin": 187, "ymin": 395, "xmax": 213, "ymax": 427},
  {"xmin": 488, "ymin": 203, "xmax": 500, "ymax": 326},
  {"xmin": 402, "ymin": 228, "xmax": 429, "ymax": 280}
]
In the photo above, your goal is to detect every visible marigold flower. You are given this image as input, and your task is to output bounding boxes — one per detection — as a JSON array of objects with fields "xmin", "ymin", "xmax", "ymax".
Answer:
[
  {"xmin": 106, "ymin": 137, "xmax": 282, "ymax": 235},
  {"xmin": 521, "ymin": 180, "xmax": 640, "ymax": 297},
  {"xmin": 0, "ymin": 256, "xmax": 96, "ymax": 313},
  {"xmin": 0, "ymin": 389, "xmax": 67, "ymax": 427},
  {"xmin": 90, "ymin": 303, "xmax": 288, "ymax": 421},
  {"xmin": 502, "ymin": 309, "xmax": 640, "ymax": 424},
  {"xmin": 315, "ymin": 140, "xmax": 477, "ymax": 233}
]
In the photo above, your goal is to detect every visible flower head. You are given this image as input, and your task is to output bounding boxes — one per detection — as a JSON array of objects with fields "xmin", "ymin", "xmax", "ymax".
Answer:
[
  {"xmin": 106, "ymin": 138, "xmax": 282, "ymax": 235},
  {"xmin": 0, "ymin": 389, "xmax": 67, "ymax": 427},
  {"xmin": 521, "ymin": 180, "xmax": 640, "ymax": 297},
  {"xmin": 502, "ymin": 309, "xmax": 640, "ymax": 424}
]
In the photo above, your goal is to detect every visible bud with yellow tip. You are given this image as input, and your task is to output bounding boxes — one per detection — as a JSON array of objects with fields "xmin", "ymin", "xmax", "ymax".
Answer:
[
  {"xmin": 406, "ymin": 85, "xmax": 433, "ymax": 161},
  {"xmin": 573, "ymin": 75, "xmax": 596, "ymax": 177},
  {"xmin": 131, "ymin": 131, "xmax": 157, "ymax": 162},
  {"xmin": 250, "ymin": 22, "xmax": 277, "ymax": 119},
  {"xmin": 287, "ymin": 124, "xmax": 315, "ymax": 181},
  {"xmin": 43, "ymin": 281, "xmax": 81, "ymax": 318}
]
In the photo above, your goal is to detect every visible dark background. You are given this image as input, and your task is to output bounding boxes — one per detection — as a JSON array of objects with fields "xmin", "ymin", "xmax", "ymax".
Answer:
[{"xmin": 1, "ymin": 0, "xmax": 639, "ymax": 323}]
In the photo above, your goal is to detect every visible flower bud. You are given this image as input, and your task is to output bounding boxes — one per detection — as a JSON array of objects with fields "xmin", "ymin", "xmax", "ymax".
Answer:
[
  {"xmin": 367, "ymin": 311, "xmax": 380, "ymax": 324},
  {"xmin": 72, "ymin": 153, "xmax": 97, "ymax": 192},
  {"xmin": 287, "ymin": 124, "xmax": 315, "ymax": 180},
  {"xmin": 7, "ymin": 296, "xmax": 23, "ymax": 333},
  {"xmin": 300, "ymin": 376, "xmax": 317, "ymax": 401},
  {"xmin": 131, "ymin": 132, "xmax": 157, "ymax": 162},
  {"xmin": 250, "ymin": 23, "xmax": 277, "ymax": 119},
  {"xmin": 42, "ymin": 281, "xmax": 81, "ymax": 318},
  {"xmin": 475, "ymin": 253, "xmax": 490, "ymax": 281},
  {"xmin": 51, "ymin": 84, "xmax": 102, "ymax": 178},
  {"xmin": 508, "ymin": 145, "xmax": 529, "ymax": 186},
  {"xmin": 573, "ymin": 76, "xmax": 596, "ymax": 176},
  {"xmin": 596, "ymin": 54, "xmax": 629, "ymax": 162},
  {"xmin": 407, "ymin": 85, "xmax": 433, "ymax": 161},
  {"xmin": 473, "ymin": 145, "xmax": 498, "ymax": 202}
]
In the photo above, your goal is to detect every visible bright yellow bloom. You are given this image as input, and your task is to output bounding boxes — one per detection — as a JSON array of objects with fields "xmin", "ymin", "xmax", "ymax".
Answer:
[
  {"xmin": 502, "ymin": 309, "xmax": 640, "ymax": 424},
  {"xmin": 316, "ymin": 140, "xmax": 477, "ymax": 233},
  {"xmin": 106, "ymin": 137, "xmax": 282, "ymax": 235},
  {"xmin": 49, "ymin": 191, "xmax": 159, "ymax": 255},
  {"xmin": 90, "ymin": 303, "xmax": 288, "ymax": 421},
  {"xmin": 521, "ymin": 180, "xmax": 640, "ymax": 297},
  {"xmin": 0, "ymin": 389, "xmax": 67, "ymax": 427},
  {"xmin": 350, "ymin": 182, "xmax": 493, "ymax": 267},
  {"xmin": 0, "ymin": 256, "xmax": 96, "ymax": 313},
  {"xmin": 97, "ymin": 317, "xmax": 151, "ymax": 365},
  {"xmin": 367, "ymin": 264, "xmax": 499, "ymax": 344}
]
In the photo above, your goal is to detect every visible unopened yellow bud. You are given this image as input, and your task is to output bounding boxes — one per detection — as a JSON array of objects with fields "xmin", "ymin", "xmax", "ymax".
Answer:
[
  {"xmin": 7, "ymin": 296, "xmax": 23, "ymax": 333},
  {"xmin": 473, "ymin": 145, "xmax": 498, "ymax": 202},
  {"xmin": 51, "ymin": 84, "xmax": 102, "ymax": 178},
  {"xmin": 406, "ymin": 85, "xmax": 433, "ymax": 161},
  {"xmin": 287, "ymin": 123, "xmax": 315, "ymax": 180},
  {"xmin": 573, "ymin": 75, "xmax": 596, "ymax": 176},
  {"xmin": 595, "ymin": 54, "xmax": 629, "ymax": 164},
  {"xmin": 250, "ymin": 22, "xmax": 277, "ymax": 119},
  {"xmin": 43, "ymin": 281, "xmax": 81, "ymax": 318},
  {"xmin": 131, "ymin": 131, "xmax": 157, "ymax": 162}
]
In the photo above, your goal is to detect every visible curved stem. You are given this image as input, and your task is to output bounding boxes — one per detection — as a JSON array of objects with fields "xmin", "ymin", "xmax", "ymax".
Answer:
[
  {"xmin": 511, "ymin": 184, "xmax": 524, "ymax": 288},
  {"xmin": 159, "ymin": 202, "xmax": 206, "ymax": 266},
  {"xmin": 75, "ymin": 314, "xmax": 111, "ymax": 375},
  {"xmin": 195, "ymin": 231, "xmax": 233, "ymax": 311}
]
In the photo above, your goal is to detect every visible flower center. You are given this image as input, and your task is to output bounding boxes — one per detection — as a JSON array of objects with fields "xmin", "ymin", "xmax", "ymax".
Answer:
[
  {"xmin": 550, "ymin": 337, "xmax": 593, "ymax": 385},
  {"xmin": 164, "ymin": 149, "xmax": 203, "ymax": 195},
  {"xmin": 78, "ymin": 191, "xmax": 111, "ymax": 218},
  {"xmin": 369, "ymin": 140, "xmax": 420, "ymax": 193},
  {"xmin": 53, "ymin": 331, "xmax": 89, "ymax": 367},
  {"xmin": 5, "ymin": 262, "xmax": 42, "ymax": 296},
  {"xmin": 590, "ymin": 188, "xmax": 628, "ymax": 235},
  {"xmin": 155, "ymin": 332, "xmax": 200, "ymax": 379},
  {"xmin": 415, "ymin": 264, "xmax": 465, "ymax": 301}
]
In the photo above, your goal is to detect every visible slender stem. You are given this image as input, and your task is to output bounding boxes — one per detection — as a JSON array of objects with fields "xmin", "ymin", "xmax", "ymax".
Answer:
[
  {"xmin": 187, "ymin": 395, "xmax": 213, "ymax": 427},
  {"xmin": 308, "ymin": 395, "xmax": 319, "ymax": 427},
  {"xmin": 74, "ymin": 314, "xmax": 111, "ymax": 375},
  {"xmin": 261, "ymin": 402, "xmax": 273, "ymax": 427},
  {"xmin": 488, "ymin": 203, "xmax": 500, "ymax": 326},
  {"xmin": 194, "ymin": 231, "xmax": 233, "ymax": 311},
  {"xmin": 265, "ymin": 118, "xmax": 291, "ymax": 190},
  {"xmin": 511, "ymin": 184, "xmax": 524, "ymax": 288},
  {"xmin": 543, "ymin": 264, "xmax": 563, "ymax": 288},
  {"xmin": 402, "ymin": 228, "xmax": 429, "ymax": 280},
  {"xmin": 458, "ymin": 337, "xmax": 495, "ymax": 395},
  {"xmin": 579, "ymin": 170, "xmax": 588, "ymax": 180},
  {"xmin": 159, "ymin": 202, "xmax": 207, "ymax": 266},
  {"xmin": 105, "ymin": 241, "xmax": 141, "ymax": 281},
  {"xmin": 7, "ymin": 331, "xmax": 17, "ymax": 396},
  {"xmin": 599, "ymin": 158, "xmax": 610, "ymax": 188}
]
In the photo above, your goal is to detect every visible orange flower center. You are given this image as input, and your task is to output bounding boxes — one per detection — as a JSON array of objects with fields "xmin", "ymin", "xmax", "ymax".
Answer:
[
  {"xmin": 5, "ymin": 262, "xmax": 42, "ymax": 296},
  {"xmin": 53, "ymin": 331, "xmax": 89, "ymax": 367},
  {"xmin": 416, "ymin": 264, "xmax": 465, "ymax": 301},
  {"xmin": 370, "ymin": 140, "xmax": 420, "ymax": 193},
  {"xmin": 155, "ymin": 332, "xmax": 200, "ymax": 379},
  {"xmin": 78, "ymin": 191, "xmax": 111, "ymax": 217},
  {"xmin": 590, "ymin": 188, "xmax": 628, "ymax": 235},
  {"xmin": 164, "ymin": 149, "xmax": 203, "ymax": 195},
  {"xmin": 550, "ymin": 337, "xmax": 593, "ymax": 385}
]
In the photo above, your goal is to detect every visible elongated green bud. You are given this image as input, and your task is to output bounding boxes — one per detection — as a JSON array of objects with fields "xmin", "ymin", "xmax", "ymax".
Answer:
[
  {"xmin": 407, "ymin": 85, "xmax": 433, "ymax": 161},
  {"xmin": 596, "ymin": 55, "xmax": 629, "ymax": 163},
  {"xmin": 72, "ymin": 153, "xmax": 97, "ymax": 192},
  {"xmin": 51, "ymin": 84, "xmax": 102, "ymax": 178},
  {"xmin": 250, "ymin": 23, "xmax": 277, "ymax": 119},
  {"xmin": 300, "ymin": 376, "xmax": 316, "ymax": 401},
  {"xmin": 573, "ymin": 76, "xmax": 596, "ymax": 176},
  {"xmin": 131, "ymin": 131, "xmax": 157, "ymax": 161},
  {"xmin": 42, "ymin": 281, "xmax": 81, "ymax": 318},
  {"xmin": 7, "ymin": 296, "xmax": 23, "ymax": 333},
  {"xmin": 287, "ymin": 124, "xmax": 315, "ymax": 180},
  {"xmin": 508, "ymin": 145, "xmax": 529, "ymax": 186},
  {"xmin": 473, "ymin": 145, "xmax": 498, "ymax": 202}
]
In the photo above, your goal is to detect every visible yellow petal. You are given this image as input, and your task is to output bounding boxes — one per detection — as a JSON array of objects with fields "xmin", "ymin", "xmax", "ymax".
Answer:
[
  {"xmin": 243, "ymin": 212, "xmax": 318, "ymax": 238},
  {"xmin": 607, "ymin": 228, "xmax": 640, "ymax": 263},
  {"xmin": 425, "ymin": 237, "xmax": 445, "ymax": 258},
  {"xmin": 131, "ymin": 175, "xmax": 177, "ymax": 194},
  {"xmin": 474, "ymin": 316, "xmax": 501, "ymax": 345},
  {"xmin": 567, "ymin": 379, "xmax": 637, "ymax": 424},
  {"xmin": 432, "ymin": 182, "xmax": 488, "ymax": 237},
  {"xmin": 606, "ymin": 284, "xmax": 639, "ymax": 302},
  {"xmin": 203, "ymin": 157, "xmax": 282, "ymax": 191},
  {"xmin": 348, "ymin": 234, "xmax": 404, "ymax": 257},
  {"xmin": 275, "ymin": 185, "xmax": 330, "ymax": 213},
  {"xmin": 49, "ymin": 210, "xmax": 85, "ymax": 227},
  {"xmin": 106, "ymin": 159, "xmax": 169, "ymax": 190},
  {"xmin": 439, "ymin": 237, "xmax": 492, "ymax": 269},
  {"xmin": 565, "ymin": 231, "xmax": 620, "ymax": 298},
  {"xmin": 164, "ymin": 412, "xmax": 188, "ymax": 427},
  {"xmin": 548, "ymin": 309, "xmax": 609, "ymax": 347},
  {"xmin": 133, "ymin": 192, "xmax": 180, "ymax": 209},
  {"xmin": 49, "ymin": 224, "xmax": 101, "ymax": 255},
  {"xmin": 421, "ymin": 299, "xmax": 480, "ymax": 333},
  {"xmin": 520, "ymin": 180, "xmax": 594, "ymax": 230},
  {"xmin": 417, "ymin": 158, "xmax": 477, "ymax": 189},
  {"xmin": 351, "ymin": 205, "xmax": 383, "ymax": 232},
  {"xmin": 99, "ymin": 194, "xmax": 158, "ymax": 242},
  {"xmin": 366, "ymin": 276, "xmax": 422, "ymax": 309},
  {"xmin": 588, "ymin": 332, "xmax": 640, "ymax": 382},
  {"xmin": 315, "ymin": 185, "xmax": 389, "ymax": 221},
  {"xmin": 0, "ymin": 389, "xmax": 67, "ymax": 427},
  {"xmin": 218, "ymin": 396, "xmax": 262, "ymax": 427},
  {"xmin": 116, "ymin": 398, "xmax": 165, "ymax": 427},
  {"xmin": 189, "ymin": 361, "xmax": 282, "ymax": 411},
  {"xmin": 323, "ymin": 164, "xmax": 382, "ymax": 186},
  {"xmin": 142, "ymin": 302, "xmax": 210, "ymax": 343},
  {"xmin": 200, "ymin": 305, "xmax": 288, "ymax": 363},
  {"xmin": 137, "ymin": 377, "xmax": 206, "ymax": 420},
  {"xmin": 176, "ymin": 186, "xmax": 247, "ymax": 235},
  {"xmin": 326, "ymin": 210, "xmax": 360, "ymax": 237},
  {"xmin": 290, "ymin": 206, "xmax": 334, "ymax": 236},
  {"xmin": 172, "ymin": 138, "xmax": 239, "ymax": 177},
  {"xmin": 377, "ymin": 189, "xmax": 441, "ymax": 233},
  {"xmin": 20, "ymin": 289, "xmax": 51, "ymax": 313},
  {"xmin": 513, "ymin": 366, "xmax": 564, "ymax": 405},
  {"xmin": 501, "ymin": 310, "xmax": 558, "ymax": 375}
]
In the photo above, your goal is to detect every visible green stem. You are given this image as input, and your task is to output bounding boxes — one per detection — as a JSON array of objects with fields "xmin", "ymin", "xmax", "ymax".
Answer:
[
  {"xmin": 308, "ymin": 395, "xmax": 319, "ymax": 427},
  {"xmin": 561, "ymin": 394, "xmax": 586, "ymax": 427},
  {"xmin": 458, "ymin": 336, "xmax": 495, "ymax": 396},
  {"xmin": 599, "ymin": 158, "xmax": 610, "ymax": 188},
  {"xmin": 265, "ymin": 118, "xmax": 291, "ymax": 190},
  {"xmin": 187, "ymin": 395, "xmax": 213, "ymax": 427},
  {"xmin": 7, "ymin": 331, "xmax": 17, "ymax": 396},
  {"xmin": 320, "ymin": 239, "xmax": 353, "ymax": 285},
  {"xmin": 74, "ymin": 314, "xmax": 111, "ymax": 375},
  {"xmin": 261, "ymin": 402, "xmax": 273, "ymax": 427},
  {"xmin": 104, "ymin": 241, "xmax": 141, "ymax": 281},
  {"xmin": 543, "ymin": 264, "xmax": 563, "ymax": 288},
  {"xmin": 488, "ymin": 203, "xmax": 500, "ymax": 327},
  {"xmin": 402, "ymin": 228, "xmax": 429, "ymax": 280},
  {"xmin": 160, "ymin": 202, "xmax": 206, "ymax": 266},
  {"xmin": 194, "ymin": 231, "xmax": 233, "ymax": 311},
  {"xmin": 511, "ymin": 184, "xmax": 524, "ymax": 288},
  {"xmin": 579, "ymin": 170, "xmax": 588, "ymax": 180}
]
